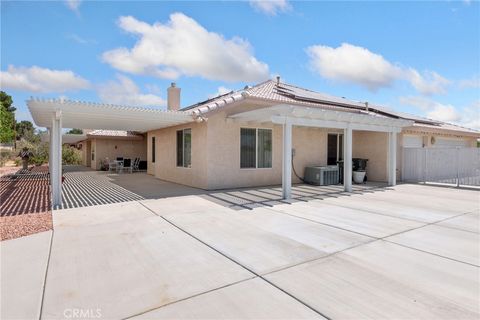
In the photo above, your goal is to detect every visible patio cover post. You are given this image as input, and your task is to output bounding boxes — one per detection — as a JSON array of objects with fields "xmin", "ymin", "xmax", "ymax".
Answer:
[
  {"xmin": 48, "ymin": 127, "xmax": 52, "ymax": 175},
  {"xmin": 51, "ymin": 111, "xmax": 62, "ymax": 207},
  {"xmin": 344, "ymin": 126, "xmax": 352, "ymax": 192},
  {"xmin": 388, "ymin": 131, "xmax": 397, "ymax": 186},
  {"xmin": 282, "ymin": 118, "xmax": 292, "ymax": 199}
]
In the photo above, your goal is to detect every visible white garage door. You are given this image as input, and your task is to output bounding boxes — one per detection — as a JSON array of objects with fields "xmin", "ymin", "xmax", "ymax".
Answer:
[
  {"xmin": 403, "ymin": 135, "xmax": 423, "ymax": 148},
  {"xmin": 434, "ymin": 137, "xmax": 470, "ymax": 148}
]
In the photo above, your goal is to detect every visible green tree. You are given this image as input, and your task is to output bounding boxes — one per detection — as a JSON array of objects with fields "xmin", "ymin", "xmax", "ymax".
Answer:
[
  {"xmin": 16, "ymin": 120, "xmax": 35, "ymax": 140},
  {"xmin": 0, "ymin": 91, "xmax": 16, "ymax": 143},
  {"xmin": 67, "ymin": 128, "xmax": 83, "ymax": 134}
]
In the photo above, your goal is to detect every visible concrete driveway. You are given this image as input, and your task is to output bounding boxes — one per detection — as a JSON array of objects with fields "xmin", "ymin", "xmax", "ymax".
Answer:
[{"xmin": 1, "ymin": 184, "xmax": 479, "ymax": 319}]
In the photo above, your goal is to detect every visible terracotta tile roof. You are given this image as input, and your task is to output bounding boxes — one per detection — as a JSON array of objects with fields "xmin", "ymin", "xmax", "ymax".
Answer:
[{"xmin": 182, "ymin": 79, "xmax": 479, "ymax": 136}]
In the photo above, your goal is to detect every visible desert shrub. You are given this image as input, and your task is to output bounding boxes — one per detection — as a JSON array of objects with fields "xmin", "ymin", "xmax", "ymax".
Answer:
[
  {"xmin": 0, "ymin": 150, "xmax": 14, "ymax": 166},
  {"xmin": 62, "ymin": 145, "xmax": 82, "ymax": 165},
  {"xmin": 31, "ymin": 143, "xmax": 49, "ymax": 166},
  {"xmin": 16, "ymin": 139, "xmax": 49, "ymax": 166}
]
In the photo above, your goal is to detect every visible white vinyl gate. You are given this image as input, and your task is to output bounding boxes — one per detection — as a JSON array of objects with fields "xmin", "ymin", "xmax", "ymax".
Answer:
[{"xmin": 402, "ymin": 147, "xmax": 480, "ymax": 186}]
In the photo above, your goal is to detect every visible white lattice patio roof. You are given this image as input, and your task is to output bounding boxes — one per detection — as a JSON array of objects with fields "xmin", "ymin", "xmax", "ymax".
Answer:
[{"xmin": 27, "ymin": 98, "xmax": 195, "ymax": 131}]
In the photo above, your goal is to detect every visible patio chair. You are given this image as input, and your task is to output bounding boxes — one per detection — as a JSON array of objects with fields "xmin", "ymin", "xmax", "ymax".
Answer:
[
  {"xmin": 108, "ymin": 159, "xmax": 117, "ymax": 173},
  {"xmin": 123, "ymin": 158, "xmax": 133, "ymax": 173},
  {"xmin": 132, "ymin": 157, "xmax": 140, "ymax": 172}
]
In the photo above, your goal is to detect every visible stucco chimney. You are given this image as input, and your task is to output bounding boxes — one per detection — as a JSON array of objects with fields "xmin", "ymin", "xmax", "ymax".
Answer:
[{"xmin": 167, "ymin": 82, "xmax": 181, "ymax": 111}]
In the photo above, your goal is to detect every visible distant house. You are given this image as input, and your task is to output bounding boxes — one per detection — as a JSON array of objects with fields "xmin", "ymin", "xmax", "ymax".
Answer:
[{"xmin": 77, "ymin": 130, "xmax": 146, "ymax": 170}]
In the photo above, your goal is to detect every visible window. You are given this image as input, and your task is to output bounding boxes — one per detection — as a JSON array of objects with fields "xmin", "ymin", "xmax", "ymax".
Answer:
[
  {"xmin": 240, "ymin": 128, "xmax": 272, "ymax": 168},
  {"xmin": 176, "ymin": 129, "xmax": 191, "ymax": 168},
  {"xmin": 91, "ymin": 147, "xmax": 95, "ymax": 161},
  {"xmin": 151, "ymin": 137, "xmax": 156, "ymax": 163}
]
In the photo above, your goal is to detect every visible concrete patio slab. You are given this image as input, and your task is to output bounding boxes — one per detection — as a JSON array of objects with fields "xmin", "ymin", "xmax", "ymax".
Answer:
[
  {"xmin": 132, "ymin": 278, "xmax": 325, "ymax": 319},
  {"xmin": 266, "ymin": 241, "xmax": 480, "ymax": 319},
  {"xmin": 353, "ymin": 188, "xmax": 478, "ymax": 214},
  {"xmin": 386, "ymin": 224, "xmax": 480, "ymax": 266},
  {"xmin": 323, "ymin": 195, "xmax": 463, "ymax": 223},
  {"xmin": 53, "ymin": 201, "xmax": 153, "ymax": 228},
  {"xmin": 269, "ymin": 201, "xmax": 424, "ymax": 238},
  {"xmin": 393, "ymin": 184, "xmax": 480, "ymax": 202},
  {"xmin": 1, "ymin": 231, "xmax": 52, "ymax": 320},
  {"xmin": 165, "ymin": 208, "xmax": 371, "ymax": 274},
  {"xmin": 41, "ymin": 216, "xmax": 253, "ymax": 319},
  {"xmin": 140, "ymin": 195, "xmax": 227, "ymax": 216},
  {"xmin": 438, "ymin": 212, "xmax": 480, "ymax": 233}
]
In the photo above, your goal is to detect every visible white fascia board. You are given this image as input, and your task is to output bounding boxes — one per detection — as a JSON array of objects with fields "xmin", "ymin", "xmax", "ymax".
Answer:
[
  {"xmin": 271, "ymin": 115, "xmax": 348, "ymax": 129},
  {"xmin": 350, "ymin": 123, "xmax": 403, "ymax": 133}
]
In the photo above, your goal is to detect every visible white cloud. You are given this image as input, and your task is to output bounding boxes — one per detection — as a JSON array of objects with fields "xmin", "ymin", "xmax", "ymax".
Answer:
[
  {"xmin": 249, "ymin": 0, "xmax": 291, "ymax": 15},
  {"xmin": 102, "ymin": 13, "xmax": 269, "ymax": 82},
  {"xmin": 307, "ymin": 43, "xmax": 403, "ymax": 91},
  {"xmin": 65, "ymin": 0, "xmax": 81, "ymax": 12},
  {"xmin": 458, "ymin": 75, "xmax": 480, "ymax": 89},
  {"xmin": 461, "ymin": 100, "xmax": 480, "ymax": 130},
  {"xmin": 0, "ymin": 65, "xmax": 90, "ymax": 93},
  {"xmin": 208, "ymin": 86, "xmax": 232, "ymax": 98},
  {"xmin": 97, "ymin": 74, "xmax": 166, "ymax": 107},
  {"xmin": 399, "ymin": 96, "xmax": 480, "ymax": 129},
  {"xmin": 307, "ymin": 43, "xmax": 450, "ymax": 94},
  {"xmin": 406, "ymin": 69, "xmax": 450, "ymax": 95}
]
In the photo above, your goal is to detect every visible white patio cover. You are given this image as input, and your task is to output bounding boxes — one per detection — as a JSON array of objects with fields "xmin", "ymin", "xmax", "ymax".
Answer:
[
  {"xmin": 28, "ymin": 98, "xmax": 194, "ymax": 132},
  {"xmin": 229, "ymin": 104, "xmax": 414, "ymax": 198},
  {"xmin": 27, "ymin": 98, "xmax": 196, "ymax": 207}
]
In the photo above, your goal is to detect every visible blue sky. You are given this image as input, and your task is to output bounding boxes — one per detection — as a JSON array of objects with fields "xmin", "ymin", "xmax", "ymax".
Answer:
[{"xmin": 1, "ymin": 0, "xmax": 479, "ymax": 129}]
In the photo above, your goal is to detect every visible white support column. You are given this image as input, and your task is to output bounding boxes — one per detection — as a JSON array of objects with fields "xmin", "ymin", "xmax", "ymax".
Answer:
[
  {"xmin": 388, "ymin": 131, "xmax": 397, "ymax": 186},
  {"xmin": 344, "ymin": 126, "xmax": 352, "ymax": 192},
  {"xmin": 282, "ymin": 119, "xmax": 292, "ymax": 199},
  {"xmin": 48, "ymin": 128, "xmax": 53, "ymax": 176},
  {"xmin": 51, "ymin": 111, "xmax": 62, "ymax": 208}
]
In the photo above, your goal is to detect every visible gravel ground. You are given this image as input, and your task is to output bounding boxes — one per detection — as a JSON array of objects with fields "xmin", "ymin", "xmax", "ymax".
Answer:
[
  {"xmin": 1, "ymin": 165, "xmax": 53, "ymax": 241},
  {"xmin": 0, "ymin": 212, "xmax": 53, "ymax": 241},
  {"xmin": 0, "ymin": 166, "xmax": 21, "ymax": 177}
]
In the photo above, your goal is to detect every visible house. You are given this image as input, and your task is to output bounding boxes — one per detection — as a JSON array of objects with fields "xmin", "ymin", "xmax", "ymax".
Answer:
[
  {"xmin": 146, "ymin": 79, "xmax": 478, "ymax": 190},
  {"xmin": 76, "ymin": 130, "xmax": 147, "ymax": 170},
  {"xmin": 27, "ymin": 78, "xmax": 480, "ymax": 206}
]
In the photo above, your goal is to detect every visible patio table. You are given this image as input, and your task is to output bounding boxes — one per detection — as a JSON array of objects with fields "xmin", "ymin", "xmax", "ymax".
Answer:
[{"xmin": 109, "ymin": 160, "xmax": 124, "ymax": 173}]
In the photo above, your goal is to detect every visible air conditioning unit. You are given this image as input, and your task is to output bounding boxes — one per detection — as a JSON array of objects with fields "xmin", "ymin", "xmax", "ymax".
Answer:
[{"xmin": 304, "ymin": 166, "xmax": 339, "ymax": 186}]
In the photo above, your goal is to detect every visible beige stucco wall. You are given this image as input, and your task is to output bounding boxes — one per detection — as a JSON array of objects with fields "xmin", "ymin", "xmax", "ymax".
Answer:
[
  {"xmin": 205, "ymin": 110, "xmax": 282, "ymax": 189},
  {"xmin": 147, "ymin": 121, "xmax": 209, "ymax": 189},
  {"xmin": 78, "ymin": 141, "xmax": 91, "ymax": 167},
  {"xmin": 352, "ymin": 131, "xmax": 388, "ymax": 182},
  {"xmin": 204, "ymin": 109, "xmax": 332, "ymax": 189},
  {"xmin": 402, "ymin": 127, "xmax": 477, "ymax": 148},
  {"xmin": 90, "ymin": 138, "xmax": 147, "ymax": 170}
]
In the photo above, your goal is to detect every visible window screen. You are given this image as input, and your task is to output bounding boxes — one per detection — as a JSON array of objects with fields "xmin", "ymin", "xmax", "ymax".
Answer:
[
  {"xmin": 257, "ymin": 129, "xmax": 272, "ymax": 168},
  {"xmin": 176, "ymin": 130, "xmax": 183, "ymax": 167},
  {"xmin": 183, "ymin": 129, "xmax": 191, "ymax": 168},
  {"xmin": 177, "ymin": 129, "xmax": 192, "ymax": 167},
  {"xmin": 240, "ymin": 128, "xmax": 256, "ymax": 168},
  {"xmin": 151, "ymin": 137, "xmax": 155, "ymax": 163},
  {"xmin": 240, "ymin": 128, "xmax": 272, "ymax": 168}
]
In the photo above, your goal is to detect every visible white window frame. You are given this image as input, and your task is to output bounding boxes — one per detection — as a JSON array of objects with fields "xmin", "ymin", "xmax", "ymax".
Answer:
[{"xmin": 240, "ymin": 127, "xmax": 273, "ymax": 170}]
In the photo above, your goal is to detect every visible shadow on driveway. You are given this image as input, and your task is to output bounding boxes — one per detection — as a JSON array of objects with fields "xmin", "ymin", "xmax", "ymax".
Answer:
[{"xmin": 60, "ymin": 165, "xmax": 389, "ymax": 210}]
